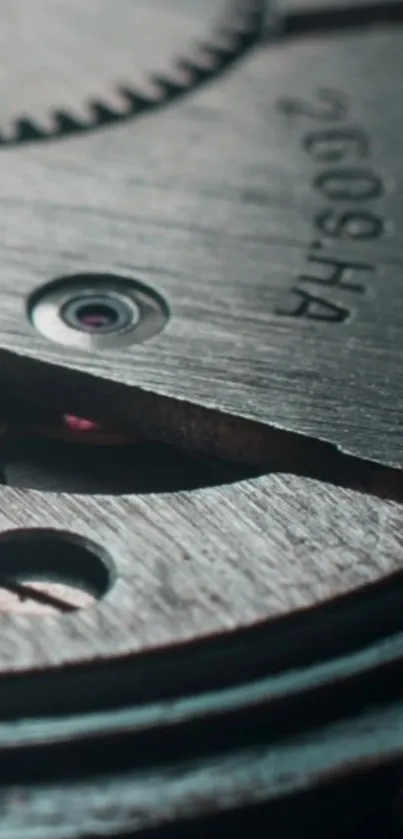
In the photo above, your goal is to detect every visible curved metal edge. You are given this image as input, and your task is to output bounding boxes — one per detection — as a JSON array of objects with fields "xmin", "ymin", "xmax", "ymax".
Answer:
[{"xmin": 0, "ymin": 1, "xmax": 267, "ymax": 148}]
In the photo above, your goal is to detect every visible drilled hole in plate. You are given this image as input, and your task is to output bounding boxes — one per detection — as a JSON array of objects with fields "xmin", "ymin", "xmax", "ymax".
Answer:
[
  {"xmin": 28, "ymin": 273, "xmax": 169, "ymax": 349},
  {"xmin": 0, "ymin": 530, "xmax": 112, "ymax": 615},
  {"xmin": 60, "ymin": 291, "xmax": 139, "ymax": 335}
]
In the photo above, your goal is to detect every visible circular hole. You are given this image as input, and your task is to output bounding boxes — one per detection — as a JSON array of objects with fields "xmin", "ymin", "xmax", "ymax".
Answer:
[
  {"xmin": 69, "ymin": 302, "xmax": 119, "ymax": 331},
  {"xmin": 61, "ymin": 292, "xmax": 137, "ymax": 335},
  {"xmin": 28, "ymin": 273, "xmax": 169, "ymax": 350},
  {"xmin": 0, "ymin": 530, "xmax": 112, "ymax": 615},
  {"xmin": 77, "ymin": 303, "xmax": 118, "ymax": 329},
  {"xmin": 76, "ymin": 304, "xmax": 119, "ymax": 330}
]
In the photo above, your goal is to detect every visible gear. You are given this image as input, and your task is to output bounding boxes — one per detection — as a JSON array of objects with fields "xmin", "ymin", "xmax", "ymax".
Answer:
[{"xmin": 0, "ymin": 0, "xmax": 265, "ymax": 148}]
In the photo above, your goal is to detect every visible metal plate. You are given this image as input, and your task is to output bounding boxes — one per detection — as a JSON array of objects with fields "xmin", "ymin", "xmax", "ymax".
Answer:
[
  {"xmin": 0, "ymin": 0, "xmax": 266, "ymax": 146},
  {"xmin": 0, "ymin": 18, "xmax": 403, "ymax": 467},
  {"xmin": 0, "ymin": 467, "xmax": 400, "ymax": 674},
  {"xmin": 0, "ymin": 7, "xmax": 403, "ymax": 836},
  {"xmin": 0, "ymin": 461, "xmax": 400, "ymax": 835}
]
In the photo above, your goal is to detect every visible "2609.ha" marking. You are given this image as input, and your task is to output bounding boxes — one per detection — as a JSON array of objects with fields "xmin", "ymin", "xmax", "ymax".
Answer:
[{"xmin": 275, "ymin": 88, "xmax": 387, "ymax": 323}]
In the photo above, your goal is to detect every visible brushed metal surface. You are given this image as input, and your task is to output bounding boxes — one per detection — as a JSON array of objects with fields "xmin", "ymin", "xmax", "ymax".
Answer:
[
  {"xmin": 0, "ymin": 0, "xmax": 218, "ymax": 124},
  {"xmin": 0, "ymin": 0, "xmax": 266, "ymax": 146},
  {"xmin": 0, "ymin": 1, "xmax": 402, "ymax": 670},
  {"xmin": 0, "ymin": 9, "xmax": 402, "ymax": 833},
  {"xmin": 0, "ymin": 466, "xmax": 400, "ymax": 673},
  {"xmin": 0, "ymin": 21, "xmax": 402, "ymax": 467}
]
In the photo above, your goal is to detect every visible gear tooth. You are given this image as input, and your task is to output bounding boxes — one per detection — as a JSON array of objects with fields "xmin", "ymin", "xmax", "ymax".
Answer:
[
  {"xmin": 3, "ymin": 2, "xmax": 264, "ymax": 148},
  {"xmin": 148, "ymin": 76, "xmax": 185, "ymax": 99},
  {"xmin": 176, "ymin": 58, "xmax": 213, "ymax": 83},
  {"xmin": 118, "ymin": 87, "xmax": 151, "ymax": 114},
  {"xmin": 12, "ymin": 118, "xmax": 47, "ymax": 143},
  {"xmin": 187, "ymin": 48, "xmax": 222, "ymax": 74},
  {"xmin": 88, "ymin": 101, "xmax": 120, "ymax": 125},
  {"xmin": 199, "ymin": 44, "xmax": 234, "ymax": 69},
  {"xmin": 52, "ymin": 110, "xmax": 86, "ymax": 136}
]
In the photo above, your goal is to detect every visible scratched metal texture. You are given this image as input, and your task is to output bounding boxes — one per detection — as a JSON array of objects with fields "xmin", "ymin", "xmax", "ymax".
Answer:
[
  {"xmin": 0, "ymin": 0, "xmax": 222, "ymax": 128},
  {"xmin": 0, "ymin": 0, "xmax": 267, "ymax": 146},
  {"xmin": 0, "ymin": 16, "xmax": 401, "ymax": 467},
  {"xmin": 0, "ymin": 452, "xmax": 401, "ymax": 836},
  {"xmin": 0, "ymin": 468, "xmax": 401, "ymax": 673},
  {"xmin": 0, "ymin": 464, "xmax": 401, "ymax": 836},
  {"xmin": 0, "ymin": 5, "xmax": 402, "ymax": 837}
]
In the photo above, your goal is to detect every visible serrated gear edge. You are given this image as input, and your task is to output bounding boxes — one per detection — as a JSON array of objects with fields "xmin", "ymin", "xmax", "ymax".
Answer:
[{"xmin": 1, "ymin": 0, "xmax": 266, "ymax": 148}]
